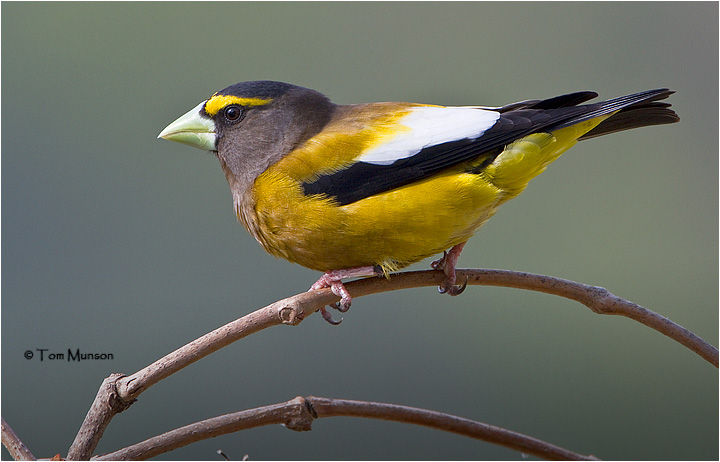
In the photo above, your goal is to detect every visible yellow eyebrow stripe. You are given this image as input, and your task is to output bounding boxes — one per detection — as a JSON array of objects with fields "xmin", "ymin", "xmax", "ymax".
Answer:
[{"xmin": 204, "ymin": 94, "xmax": 272, "ymax": 116}]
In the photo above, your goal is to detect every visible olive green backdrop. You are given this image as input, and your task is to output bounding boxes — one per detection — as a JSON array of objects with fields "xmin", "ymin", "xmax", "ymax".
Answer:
[{"xmin": 2, "ymin": 2, "xmax": 717, "ymax": 460}]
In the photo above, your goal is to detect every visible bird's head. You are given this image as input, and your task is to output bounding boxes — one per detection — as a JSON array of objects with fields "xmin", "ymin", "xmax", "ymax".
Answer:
[{"xmin": 158, "ymin": 80, "xmax": 335, "ymax": 189}]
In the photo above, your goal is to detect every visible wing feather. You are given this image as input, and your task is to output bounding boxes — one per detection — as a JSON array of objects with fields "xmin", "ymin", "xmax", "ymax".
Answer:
[{"xmin": 302, "ymin": 89, "xmax": 676, "ymax": 206}]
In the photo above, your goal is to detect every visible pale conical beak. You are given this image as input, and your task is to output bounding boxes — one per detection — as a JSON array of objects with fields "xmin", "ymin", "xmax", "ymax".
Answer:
[{"xmin": 158, "ymin": 101, "xmax": 217, "ymax": 151}]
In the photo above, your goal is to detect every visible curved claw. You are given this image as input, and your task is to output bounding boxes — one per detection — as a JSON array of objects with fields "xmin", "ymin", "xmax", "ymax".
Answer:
[
  {"xmin": 449, "ymin": 275, "xmax": 468, "ymax": 296},
  {"xmin": 431, "ymin": 251, "xmax": 448, "ymax": 271},
  {"xmin": 328, "ymin": 282, "xmax": 353, "ymax": 312},
  {"xmin": 438, "ymin": 274, "xmax": 468, "ymax": 296},
  {"xmin": 335, "ymin": 299, "xmax": 351, "ymax": 313},
  {"xmin": 320, "ymin": 306, "xmax": 343, "ymax": 325}
]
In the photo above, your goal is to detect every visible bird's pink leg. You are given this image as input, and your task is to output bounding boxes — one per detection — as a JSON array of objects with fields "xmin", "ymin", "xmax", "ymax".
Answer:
[
  {"xmin": 431, "ymin": 241, "xmax": 468, "ymax": 296},
  {"xmin": 310, "ymin": 265, "xmax": 383, "ymax": 324}
]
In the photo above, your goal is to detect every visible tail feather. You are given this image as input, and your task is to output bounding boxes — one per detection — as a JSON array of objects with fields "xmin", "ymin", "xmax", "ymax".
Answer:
[
  {"xmin": 496, "ymin": 89, "xmax": 679, "ymax": 140},
  {"xmin": 580, "ymin": 104, "xmax": 679, "ymax": 139},
  {"xmin": 575, "ymin": 89, "xmax": 679, "ymax": 139}
]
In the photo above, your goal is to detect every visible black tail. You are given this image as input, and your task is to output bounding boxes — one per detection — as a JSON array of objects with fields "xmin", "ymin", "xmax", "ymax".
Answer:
[
  {"xmin": 495, "ymin": 88, "xmax": 679, "ymax": 140},
  {"xmin": 577, "ymin": 89, "xmax": 679, "ymax": 140}
]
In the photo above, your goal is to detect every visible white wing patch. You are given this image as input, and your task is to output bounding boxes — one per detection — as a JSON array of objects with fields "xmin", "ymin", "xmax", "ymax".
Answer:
[{"xmin": 358, "ymin": 106, "xmax": 501, "ymax": 166}]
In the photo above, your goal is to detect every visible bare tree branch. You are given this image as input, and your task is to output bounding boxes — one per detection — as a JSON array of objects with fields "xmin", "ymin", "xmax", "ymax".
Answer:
[
  {"xmin": 66, "ymin": 374, "xmax": 134, "ymax": 461},
  {"xmin": 93, "ymin": 396, "xmax": 313, "ymax": 460},
  {"xmin": 307, "ymin": 397, "xmax": 600, "ymax": 460},
  {"xmin": 94, "ymin": 396, "xmax": 599, "ymax": 461},
  {"xmin": 113, "ymin": 269, "xmax": 715, "ymax": 408},
  {"xmin": 68, "ymin": 268, "xmax": 716, "ymax": 459},
  {"xmin": 115, "ymin": 291, "xmax": 337, "ymax": 403},
  {"xmin": 1, "ymin": 417, "xmax": 36, "ymax": 461},
  {"xmin": 361, "ymin": 269, "xmax": 719, "ymax": 367}
]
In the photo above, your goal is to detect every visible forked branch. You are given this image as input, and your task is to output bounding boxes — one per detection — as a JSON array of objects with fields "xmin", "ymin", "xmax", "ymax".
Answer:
[
  {"xmin": 63, "ymin": 268, "xmax": 717, "ymax": 460},
  {"xmin": 115, "ymin": 269, "xmax": 716, "ymax": 407}
]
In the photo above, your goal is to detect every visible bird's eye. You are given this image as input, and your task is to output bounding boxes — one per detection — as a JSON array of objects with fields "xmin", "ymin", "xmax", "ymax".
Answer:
[{"xmin": 223, "ymin": 105, "xmax": 244, "ymax": 122}]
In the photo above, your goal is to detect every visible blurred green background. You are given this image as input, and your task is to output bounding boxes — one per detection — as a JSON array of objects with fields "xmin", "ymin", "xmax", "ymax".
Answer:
[{"xmin": 2, "ymin": 2, "xmax": 717, "ymax": 460}]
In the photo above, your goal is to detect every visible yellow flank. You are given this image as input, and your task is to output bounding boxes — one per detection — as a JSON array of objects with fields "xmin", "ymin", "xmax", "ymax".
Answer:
[
  {"xmin": 204, "ymin": 94, "xmax": 272, "ymax": 116},
  {"xmin": 246, "ymin": 111, "xmax": 616, "ymax": 273},
  {"xmin": 486, "ymin": 116, "xmax": 609, "ymax": 196}
]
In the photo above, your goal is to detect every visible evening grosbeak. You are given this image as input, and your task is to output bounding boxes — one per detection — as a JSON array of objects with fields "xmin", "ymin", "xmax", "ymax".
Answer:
[{"xmin": 158, "ymin": 81, "xmax": 678, "ymax": 323}]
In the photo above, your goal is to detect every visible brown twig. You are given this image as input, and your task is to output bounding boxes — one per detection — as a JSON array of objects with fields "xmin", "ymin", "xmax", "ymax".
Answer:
[
  {"xmin": 70, "ymin": 268, "xmax": 717, "ymax": 459},
  {"xmin": 114, "ymin": 269, "xmax": 715, "ymax": 407},
  {"xmin": 93, "ymin": 396, "xmax": 313, "ymax": 460},
  {"xmin": 66, "ymin": 293, "xmax": 335, "ymax": 460},
  {"xmin": 94, "ymin": 396, "xmax": 599, "ymax": 461},
  {"xmin": 115, "ymin": 291, "xmax": 337, "ymax": 403},
  {"xmin": 1, "ymin": 417, "xmax": 36, "ymax": 461},
  {"xmin": 307, "ymin": 397, "xmax": 600, "ymax": 460},
  {"xmin": 66, "ymin": 374, "xmax": 134, "ymax": 460},
  {"xmin": 346, "ymin": 269, "xmax": 718, "ymax": 367}
]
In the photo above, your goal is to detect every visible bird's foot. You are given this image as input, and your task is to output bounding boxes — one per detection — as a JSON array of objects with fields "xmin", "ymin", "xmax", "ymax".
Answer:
[
  {"xmin": 438, "ymin": 274, "xmax": 468, "ymax": 296},
  {"xmin": 432, "ymin": 242, "xmax": 468, "ymax": 296},
  {"xmin": 310, "ymin": 266, "xmax": 383, "ymax": 324}
]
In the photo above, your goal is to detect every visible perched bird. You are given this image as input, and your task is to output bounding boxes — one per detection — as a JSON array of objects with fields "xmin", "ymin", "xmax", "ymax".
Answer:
[{"xmin": 158, "ymin": 81, "xmax": 678, "ymax": 323}]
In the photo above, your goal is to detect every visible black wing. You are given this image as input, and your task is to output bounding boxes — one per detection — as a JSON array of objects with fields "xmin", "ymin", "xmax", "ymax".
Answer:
[{"xmin": 302, "ymin": 89, "xmax": 677, "ymax": 206}]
